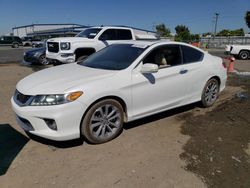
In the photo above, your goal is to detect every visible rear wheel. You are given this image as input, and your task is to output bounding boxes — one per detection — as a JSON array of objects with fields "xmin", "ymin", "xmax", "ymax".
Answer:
[
  {"xmin": 201, "ymin": 78, "xmax": 219, "ymax": 107},
  {"xmin": 239, "ymin": 51, "xmax": 249, "ymax": 60},
  {"xmin": 12, "ymin": 43, "xmax": 19, "ymax": 48},
  {"xmin": 81, "ymin": 99, "xmax": 124, "ymax": 144}
]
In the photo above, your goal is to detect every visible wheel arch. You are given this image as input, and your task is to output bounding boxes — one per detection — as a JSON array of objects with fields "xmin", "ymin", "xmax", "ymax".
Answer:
[{"xmin": 79, "ymin": 95, "xmax": 128, "ymax": 134}]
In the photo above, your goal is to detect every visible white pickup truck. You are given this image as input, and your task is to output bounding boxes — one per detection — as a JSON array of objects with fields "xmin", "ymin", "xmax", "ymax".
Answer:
[
  {"xmin": 225, "ymin": 44, "xmax": 250, "ymax": 60},
  {"xmin": 46, "ymin": 26, "xmax": 158, "ymax": 64}
]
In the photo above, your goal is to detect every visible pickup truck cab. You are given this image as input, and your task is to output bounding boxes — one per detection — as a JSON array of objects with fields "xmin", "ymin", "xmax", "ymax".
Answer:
[
  {"xmin": 225, "ymin": 45, "xmax": 250, "ymax": 60},
  {"xmin": 46, "ymin": 26, "xmax": 158, "ymax": 64}
]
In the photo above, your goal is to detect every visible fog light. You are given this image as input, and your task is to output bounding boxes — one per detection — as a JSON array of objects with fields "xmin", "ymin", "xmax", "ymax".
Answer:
[{"xmin": 44, "ymin": 119, "xmax": 57, "ymax": 131}]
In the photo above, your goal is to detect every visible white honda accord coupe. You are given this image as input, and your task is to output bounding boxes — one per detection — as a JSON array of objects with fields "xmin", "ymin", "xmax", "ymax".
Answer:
[{"xmin": 11, "ymin": 41, "xmax": 227, "ymax": 144}]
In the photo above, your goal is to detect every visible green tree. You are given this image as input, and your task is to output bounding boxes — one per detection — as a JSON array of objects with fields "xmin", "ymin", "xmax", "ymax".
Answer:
[
  {"xmin": 245, "ymin": 11, "xmax": 250, "ymax": 29},
  {"xmin": 216, "ymin": 28, "xmax": 244, "ymax": 36},
  {"xmin": 155, "ymin": 24, "xmax": 171, "ymax": 37},
  {"xmin": 175, "ymin": 25, "xmax": 190, "ymax": 42}
]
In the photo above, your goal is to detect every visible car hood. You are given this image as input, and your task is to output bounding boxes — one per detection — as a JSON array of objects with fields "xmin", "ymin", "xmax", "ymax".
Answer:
[
  {"xmin": 47, "ymin": 37, "xmax": 93, "ymax": 43},
  {"xmin": 17, "ymin": 63, "xmax": 117, "ymax": 95}
]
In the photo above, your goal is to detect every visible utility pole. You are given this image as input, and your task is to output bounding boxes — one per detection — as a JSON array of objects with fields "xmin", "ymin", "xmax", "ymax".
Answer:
[{"xmin": 213, "ymin": 13, "xmax": 219, "ymax": 39}]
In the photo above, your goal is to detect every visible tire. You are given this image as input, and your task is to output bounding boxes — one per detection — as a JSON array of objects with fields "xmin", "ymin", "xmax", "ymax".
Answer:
[
  {"xmin": 12, "ymin": 43, "xmax": 19, "ymax": 48},
  {"xmin": 76, "ymin": 55, "xmax": 88, "ymax": 62},
  {"xmin": 201, "ymin": 78, "xmax": 219, "ymax": 107},
  {"xmin": 239, "ymin": 51, "xmax": 249, "ymax": 60},
  {"xmin": 81, "ymin": 99, "xmax": 124, "ymax": 144},
  {"xmin": 39, "ymin": 54, "xmax": 49, "ymax": 65}
]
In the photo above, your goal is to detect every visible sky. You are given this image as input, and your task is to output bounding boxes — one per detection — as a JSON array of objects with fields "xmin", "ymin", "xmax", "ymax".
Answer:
[{"xmin": 0, "ymin": 0, "xmax": 249, "ymax": 35}]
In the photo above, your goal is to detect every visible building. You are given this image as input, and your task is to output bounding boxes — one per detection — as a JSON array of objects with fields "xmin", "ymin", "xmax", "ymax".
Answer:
[{"xmin": 12, "ymin": 23, "xmax": 88, "ymax": 39}]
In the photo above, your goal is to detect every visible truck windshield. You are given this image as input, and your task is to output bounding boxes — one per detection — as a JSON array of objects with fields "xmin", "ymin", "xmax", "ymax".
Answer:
[
  {"xmin": 78, "ymin": 44, "xmax": 147, "ymax": 70},
  {"xmin": 76, "ymin": 28, "xmax": 102, "ymax": 39}
]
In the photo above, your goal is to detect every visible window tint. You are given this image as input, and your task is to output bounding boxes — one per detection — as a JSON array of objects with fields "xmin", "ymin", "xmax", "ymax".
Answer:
[
  {"xmin": 116, "ymin": 29, "xmax": 132, "ymax": 40},
  {"xmin": 99, "ymin": 29, "xmax": 116, "ymax": 40},
  {"xmin": 143, "ymin": 45, "xmax": 182, "ymax": 67},
  {"xmin": 181, "ymin": 45, "xmax": 204, "ymax": 63},
  {"xmin": 76, "ymin": 28, "xmax": 102, "ymax": 39},
  {"xmin": 79, "ymin": 44, "xmax": 145, "ymax": 70}
]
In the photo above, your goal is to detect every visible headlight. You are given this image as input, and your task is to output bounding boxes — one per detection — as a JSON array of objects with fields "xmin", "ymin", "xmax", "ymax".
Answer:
[
  {"xmin": 60, "ymin": 42, "xmax": 70, "ymax": 50},
  {"xmin": 30, "ymin": 91, "xmax": 83, "ymax": 106}
]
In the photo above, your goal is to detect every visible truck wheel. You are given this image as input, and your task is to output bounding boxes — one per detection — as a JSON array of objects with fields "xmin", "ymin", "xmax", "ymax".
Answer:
[
  {"xmin": 81, "ymin": 99, "xmax": 124, "ymax": 144},
  {"xmin": 12, "ymin": 43, "xmax": 19, "ymax": 48},
  {"xmin": 239, "ymin": 51, "xmax": 249, "ymax": 60}
]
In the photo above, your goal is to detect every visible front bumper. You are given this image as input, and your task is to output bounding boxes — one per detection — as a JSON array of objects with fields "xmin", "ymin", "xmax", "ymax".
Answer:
[
  {"xmin": 46, "ymin": 51, "xmax": 75, "ymax": 64},
  {"xmin": 11, "ymin": 97, "xmax": 87, "ymax": 141}
]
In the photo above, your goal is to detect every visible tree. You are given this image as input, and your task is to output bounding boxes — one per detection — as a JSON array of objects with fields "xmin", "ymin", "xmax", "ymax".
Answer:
[
  {"xmin": 175, "ymin": 25, "xmax": 191, "ymax": 42},
  {"xmin": 155, "ymin": 24, "xmax": 171, "ymax": 37},
  {"xmin": 245, "ymin": 11, "xmax": 250, "ymax": 29},
  {"xmin": 216, "ymin": 28, "xmax": 244, "ymax": 36}
]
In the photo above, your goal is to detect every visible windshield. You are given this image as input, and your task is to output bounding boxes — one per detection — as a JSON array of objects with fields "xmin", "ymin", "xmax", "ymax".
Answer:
[
  {"xmin": 76, "ymin": 28, "xmax": 102, "ymax": 39},
  {"xmin": 78, "ymin": 44, "xmax": 147, "ymax": 70}
]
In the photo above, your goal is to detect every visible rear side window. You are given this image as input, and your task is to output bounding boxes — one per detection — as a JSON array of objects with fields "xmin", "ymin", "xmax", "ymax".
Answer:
[
  {"xmin": 116, "ymin": 29, "xmax": 132, "ymax": 40},
  {"xmin": 181, "ymin": 45, "xmax": 204, "ymax": 64},
  {"xmin": 99, "ymin": 29, "xmax": 116, "ymax": 40}
]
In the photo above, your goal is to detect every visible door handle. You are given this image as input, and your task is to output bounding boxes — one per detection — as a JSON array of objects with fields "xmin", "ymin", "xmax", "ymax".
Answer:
[{"xmin": 180, "ymin": 69, "xmax": 188, "ymax": 74}]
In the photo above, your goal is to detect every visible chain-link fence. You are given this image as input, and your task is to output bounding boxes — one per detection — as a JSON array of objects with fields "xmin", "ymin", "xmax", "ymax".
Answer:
[{"xmin": 200, "ymin": 36, "xmax": 250, "ymax": 49}]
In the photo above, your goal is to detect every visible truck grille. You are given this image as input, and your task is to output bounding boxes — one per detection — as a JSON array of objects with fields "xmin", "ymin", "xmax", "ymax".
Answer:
[
  {"xmin": 14, "ymin": 90, "xmax": 32, "ymax": 106},
  {"xmin": 47, "ymin": 42, "xmax": 59, "ymax": 53}
]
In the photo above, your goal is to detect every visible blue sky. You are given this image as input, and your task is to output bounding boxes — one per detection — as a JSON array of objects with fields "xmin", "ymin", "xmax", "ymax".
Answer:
[{"xmin": 0, "ymin": 0, "xmax": 249, "ymax": 35}]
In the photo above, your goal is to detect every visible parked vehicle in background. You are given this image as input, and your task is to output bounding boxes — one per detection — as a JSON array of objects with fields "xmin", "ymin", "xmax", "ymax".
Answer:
[
  {"xmin": 23, "ymin": 47, "xmax": 48, "ymax": 65},
  {"xmin": 12, "ymin": 41, "xmax": 227, "ymax": 144},
  {"xmin": 22, "ymin": 37, "xmax": 43, "ymax": 47},
  {"xmin": 0, "ymin": 36, "xmax": 23, "ymax": 48},
  {"xmin": 46, "ymin": 26, "xmax": 159, "ymax": 65},
  {"xmin": 225, "ymin": 44, "xmax": 250, "ymax": 60},
  {"xmin": 32, "ymin": 39, "xmax": 46, "ymax": 48}
]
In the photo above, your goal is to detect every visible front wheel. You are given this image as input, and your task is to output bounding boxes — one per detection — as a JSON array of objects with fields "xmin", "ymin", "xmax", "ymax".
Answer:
[
  {"xmin": 201, "ymin": 78, "xmax": 219, "ymax": 107},
  {"xmin": 39, "ymin": 54, "xmax": 49, "ymax": 65},
  {"xmin": 81, "ymin": 99, "xmax": 124, "ymax": 144}
]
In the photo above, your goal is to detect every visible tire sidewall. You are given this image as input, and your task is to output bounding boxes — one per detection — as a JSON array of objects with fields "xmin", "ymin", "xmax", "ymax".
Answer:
[
  {"xmin": 201, "ymin": 78, "xmax": 219, "ymax": 107},
  {"xmin": 239, "ymin": 51, "xmax": 249, "ymax": 60},
  {"xmin": 81, "ymin": 99, "xmax": 124, "ymax": 144}
]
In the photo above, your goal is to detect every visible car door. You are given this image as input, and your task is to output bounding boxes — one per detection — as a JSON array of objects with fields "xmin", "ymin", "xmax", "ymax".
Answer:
[
  {"xmin": 97, "ymin": 29, "xmax": 117, "ymax": 50},
  {"xmin": 179, "ymin": 45, "xmax": 206, "ymax": 99},
  {"xmin": 131, "ymin": 44, "xmax": 192, "ymax": 119}
]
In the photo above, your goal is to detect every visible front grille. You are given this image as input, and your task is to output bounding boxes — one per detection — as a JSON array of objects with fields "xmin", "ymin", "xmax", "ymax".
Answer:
[
  {"xmin": 47, "ymin": 42, "xmax": 59, "ymax": 53},
  {"xmin": 14, "ymin": 90, "xmax": 32, "ymax": 106}
]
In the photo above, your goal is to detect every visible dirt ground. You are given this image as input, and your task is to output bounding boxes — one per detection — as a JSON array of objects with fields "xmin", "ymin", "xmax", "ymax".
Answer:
[{"xmin": 0, "ymin": 49, "xmax": 250, "ymax": 187}]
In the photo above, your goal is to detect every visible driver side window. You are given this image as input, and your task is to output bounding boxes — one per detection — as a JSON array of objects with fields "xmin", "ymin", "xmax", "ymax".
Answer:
[{"xmin": 143, "ymin": 45, "xmax": 182, "ymax": 68}]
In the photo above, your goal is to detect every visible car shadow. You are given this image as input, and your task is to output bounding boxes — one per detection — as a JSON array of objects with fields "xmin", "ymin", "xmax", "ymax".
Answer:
[
  {"xmin": 26, "ymin": 132, "xmax": 84, "ymax": 148},
  {"xmin": 0, "ymin": 124, "xmax": 29, "ymax": 176},
  {"xmin": 124, "ymin": 102, "xmax": 199, "ymax": 130}
]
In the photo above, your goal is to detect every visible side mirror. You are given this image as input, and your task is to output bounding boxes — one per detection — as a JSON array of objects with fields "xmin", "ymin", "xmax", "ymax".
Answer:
[{"xmin": 140, "ymin": 63, "xmax": 159, "ymax": 74}]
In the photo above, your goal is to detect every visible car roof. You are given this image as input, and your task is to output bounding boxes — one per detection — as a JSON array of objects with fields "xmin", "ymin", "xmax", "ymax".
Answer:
[{"xmin": 113, "ymin": 40, "xmax": 205, "ymax": 52}]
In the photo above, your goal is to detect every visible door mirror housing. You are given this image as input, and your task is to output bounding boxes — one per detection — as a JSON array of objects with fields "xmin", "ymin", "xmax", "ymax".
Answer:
[{"xmin": 140, "ymin": 63, "xmax": 159, "ymax": 74}]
